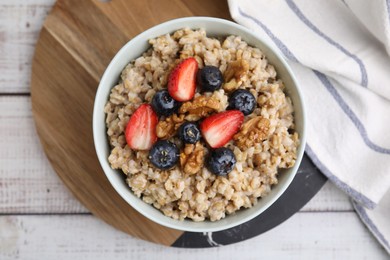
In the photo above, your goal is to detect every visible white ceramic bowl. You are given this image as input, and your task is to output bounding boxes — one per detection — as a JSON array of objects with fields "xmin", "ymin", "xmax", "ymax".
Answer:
[{"xmin": 93, "ymin": 17, "xmax": 306, "ymax": 232}]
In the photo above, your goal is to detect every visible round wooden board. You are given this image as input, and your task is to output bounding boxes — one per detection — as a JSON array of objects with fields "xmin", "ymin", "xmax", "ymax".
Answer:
[{"xmin": 31, "ymin": 0, "xmax": 327, "ymax": 247}]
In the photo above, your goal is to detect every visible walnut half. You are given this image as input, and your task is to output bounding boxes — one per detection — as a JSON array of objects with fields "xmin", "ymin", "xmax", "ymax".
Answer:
[
  {"xmin": 233, "ymin": 116, "xmax": 270, "ymax": 150},
  {"xmin": 223, "ymin": 59, "xmax": 249, "ymax": 92},
  {"xmin": 180, "ymin": 142, "xmax": 205, "ymax": 175},
  {"xmin": 179, "ymin": 95, "xmax": 221, "ymax": 120},
  {"xmin": 156, "ymin": 114, "xmax": 185, "ymax": 139}
]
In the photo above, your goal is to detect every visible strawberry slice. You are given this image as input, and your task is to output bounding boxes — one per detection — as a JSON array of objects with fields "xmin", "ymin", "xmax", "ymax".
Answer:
[
  {"xmin": 125, "ymin": 104, "xmax": 158, "ymax": 150},
  {"xmin": 168, "ymin": 57, "xmax": 198, "ymax": 101},
  {"xmin": 200, "ymin": 110, "xmax": 244, "ymax": 148}
]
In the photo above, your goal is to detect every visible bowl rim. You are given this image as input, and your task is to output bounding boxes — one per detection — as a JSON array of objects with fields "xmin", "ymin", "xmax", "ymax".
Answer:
[{"xmin": 93, "ymin": 16, "xmax": 306, "ymax": 232}]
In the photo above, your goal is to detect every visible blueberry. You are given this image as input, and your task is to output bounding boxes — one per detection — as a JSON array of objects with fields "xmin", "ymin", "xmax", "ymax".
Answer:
[
  {"xmin": 179, "ymin": 122, "xmax": 201, "ymax": 144},
  {"xmin": 228, "ymin": 89, "xmax": 256, "ymax": 116},
  {"xmin": 148, "ymin": 140, "xmax": 179, "ymax": 170},
  {"xmin": 151, "ymin": 90, "xmax": 181, "ymax": 117},
  {"xmin": 197, "ymin": 66, "xmax": 223, "ymax": 92},
  {"xmin": 206, "ymin": 148, "xmax": 236, "ymax": 176}
]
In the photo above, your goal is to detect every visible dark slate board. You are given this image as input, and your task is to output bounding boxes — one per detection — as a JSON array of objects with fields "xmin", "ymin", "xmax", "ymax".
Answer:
[{"xmin": 172, "ymin": 153, "xmax": 326, "ymax": 248}]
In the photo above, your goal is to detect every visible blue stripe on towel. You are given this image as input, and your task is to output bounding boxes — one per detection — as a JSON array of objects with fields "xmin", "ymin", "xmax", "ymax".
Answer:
[
  {"xmin": 236, "ymin": 11, "xmax": 298, "ymax": 63},
  {"xmin": 340, "ymin": 0, "xmax": 349, "ymax": 8},
  {"xmin": 237, "ymin": 8, "xmax": 299, "ymax": 62},
  {"xmin": 387, "ymin": 0, "xmax": 390, "ymax": 28},
  {"xmin": 285, "ymin": 0, "xmax": 368, "ymax": 87},
  {"xmin": 305, "ymin": 145, "xmax": 375, "ymax": 209},
  {"xmin": 313, "ymin": 71, "xmax": 390, "ymax": 154},
  {"xmin": 354, "ymin": 202, "xmax": 390, "ymax": 252},
  {"xmin": 238, "ymin": 7, "xmax": 390, "ymax": 155}
]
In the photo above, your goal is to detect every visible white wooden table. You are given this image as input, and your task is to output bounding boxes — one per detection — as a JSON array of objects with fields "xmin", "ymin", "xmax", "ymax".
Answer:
[{"xmin": 0, "ymin": 1, "xmax": 388, "ymax": 259}]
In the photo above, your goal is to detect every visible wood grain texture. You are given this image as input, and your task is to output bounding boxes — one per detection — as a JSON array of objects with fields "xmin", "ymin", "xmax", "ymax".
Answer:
[
  {"xmin": 0, "ymin": 0, "xmax": 55, "ymax": 93},
  {"xmin": 0, "ymin": 96, "xmax": 87, "ymax": 214},
  {"xmin": 94, "ymin": 0, "xmax": 232, "ymax": 37},
  {"xmin": 0, "ymin": 213, "xmax": 387, "ymax": 259},
  {"xmin": 0, "ymin": 0, "xmax": 228, "ymax": 94},
  {"xmin": 30, "ymin": 0, "xmax": 235, "ymax": 246},
  {"xmin": 0, "ymin": 96, "xmax": 353, "ymax": 214}
]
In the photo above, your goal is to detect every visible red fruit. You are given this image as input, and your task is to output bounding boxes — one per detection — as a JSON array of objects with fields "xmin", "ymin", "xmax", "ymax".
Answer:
[
  {"xmin": 200, "ymin": 110, "xmax": 244, "ymax": 148},
  {"xmin": 125, "ymin": 104, "xmax": 158, "ymax": 150},
  {"xmin": 168, "ymin": 57, "xmax": 198, "ymax": 101}
]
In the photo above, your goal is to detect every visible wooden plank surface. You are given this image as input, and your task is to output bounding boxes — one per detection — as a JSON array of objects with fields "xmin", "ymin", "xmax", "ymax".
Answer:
[
  {"xmin": 0, "ymin": 96, "xmax": 87, "ymax": 214},
  {"xmin": 0, "ymin": 0, "xmax": 55, "ymax": 93},
  {"xmin": 0, "ymin": 213, "xmax": 388, "ymax": 259},
  {"xmin": 0, "ymin": 0, "xmax": 387, "ymax": 258}
]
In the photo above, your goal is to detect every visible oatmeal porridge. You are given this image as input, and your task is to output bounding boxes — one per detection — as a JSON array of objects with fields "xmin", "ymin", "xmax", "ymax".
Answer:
[{"xmin": 104, "ymin": 28, "xmax": 299, "ymax": 222}]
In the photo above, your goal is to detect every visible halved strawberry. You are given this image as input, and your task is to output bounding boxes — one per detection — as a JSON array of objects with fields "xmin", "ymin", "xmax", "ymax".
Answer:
[
  {"xmin": 125, "ymin": 104, "xmax": 158, "ymax": 150},
  {"xmin": 200, "ymin": 110, "xmax": 244, "ymax": 148},
  {"xmin": 168, "ymin": 57, "xmax": 198, "ymax": 101}
]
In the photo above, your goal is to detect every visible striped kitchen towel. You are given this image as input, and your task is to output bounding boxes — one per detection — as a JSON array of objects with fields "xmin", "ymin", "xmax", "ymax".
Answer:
[{"xmin": 228, "ymin": 0, "xmax": 390, "ymax": 254}]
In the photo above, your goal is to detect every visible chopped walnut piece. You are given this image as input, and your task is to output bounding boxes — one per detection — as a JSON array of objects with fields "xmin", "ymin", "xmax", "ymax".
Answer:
[
  {"xmin": 224, "ymin": 59, "xmax": 249, "ymax": 82},
  {"xmin": 233, "ymin": 116, "xmax": 270, "ymax": 150},
  {"xmin": 156, "ymin": 114, "xmax": 185, "ymax": 139},
  {"xmin": 223, "ymin": 78, "xmax": 239, "ymax": 92},
  {"xmin": 180, "ymin": 142, "xmax": 205, "ymax": 175},
  {"xmin": 179, "ymin": 95, "xmax": 220, "ymax": 118},
  {"xmin": 223, "ymin": 59, "xmax": 249, "ymax": 92}
]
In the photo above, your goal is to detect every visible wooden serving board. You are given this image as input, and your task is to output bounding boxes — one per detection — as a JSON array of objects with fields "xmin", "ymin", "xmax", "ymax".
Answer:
[{"xmin": 31, "ymin": 0, "xmax": 327, "ymax": 247}]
